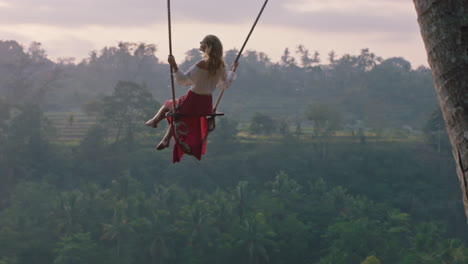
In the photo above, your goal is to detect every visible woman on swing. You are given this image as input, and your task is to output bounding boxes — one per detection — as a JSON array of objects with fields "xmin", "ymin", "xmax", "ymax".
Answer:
[{"xmin": 146, "ymin": 34, "xmax": 238, "ymax": 159}]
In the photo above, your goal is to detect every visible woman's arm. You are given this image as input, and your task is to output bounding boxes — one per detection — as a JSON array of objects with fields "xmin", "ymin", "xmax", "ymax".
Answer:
[
  {"xmin": 217, "ymin": 63, "xmax": 238, "ymax": 90},
  {"xmin": 168, "ymin": 55, "xmax": 195, "ymax": 86}
]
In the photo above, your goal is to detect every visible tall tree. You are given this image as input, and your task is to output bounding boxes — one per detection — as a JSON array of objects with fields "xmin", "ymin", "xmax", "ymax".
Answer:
[
  {"xmin": 280, "ymin": 48, "xmax": 296, "ymax": 67},
  {"xmin": 413, "ymin": 0, "xmax": 468, "ymax": 217},
  {"xmin": 100, "ymin": 81, "xmax": 159, "ymax": 144},
  {"xmin": 235, "ymin": 214, "xmax": 276, "ymax": 264},
  {"xmin": 305, "ymin": 103, "xmax": 342, "ymax": 157},
  {"xmin": 0, "ymin": 41, "xmax": 60, "ymax": 105}
]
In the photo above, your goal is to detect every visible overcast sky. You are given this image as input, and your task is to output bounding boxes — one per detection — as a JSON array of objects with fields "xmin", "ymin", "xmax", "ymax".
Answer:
[{"xmin": 0, "ymin": 0, "xmax": 428, "ymax": 67}]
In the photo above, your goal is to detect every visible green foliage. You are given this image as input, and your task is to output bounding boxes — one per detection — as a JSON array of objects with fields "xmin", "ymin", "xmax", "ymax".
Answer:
[
  {"xmin": 423, "ymin": 107, "xmax": 451, "ymax": 153},
  {"xmin": 100, "ymin": 81, "xmax": 160, "ymax": 143},
  {"xmin": 0, "ymin": 40, "xmax": 437, "ymax": 132},
  {"xmin": 306, "ymin": 102, "xmax": 342, "ymax": 137},
  {"xmin": 249, "ymin": 112, "xmax": 276, "ymax": 135},
  {"xmin": 0, "ymin": 139, "xmax": 466, "ymax": 264},
  {"xmin": 2, "ymin": 105, "xmax": 56, "ymax": 182},
  {"xmin": 0, "ymin": 97, "xmax": 10, "ymax": 137},
  {"xmin": 0, "ymin": 181, "xmax": 58, "ymax": 263},
  {"xmin": 53, "ymin": 233, "xmax": 101, "ymax": 264},
  {"xmin": 233, "ymin": 213, "xmax": 276, "ymax": 264},
  {"xmin": 305, "ymin": 102, "xmax": 343, "ymax": 157},
  {"xmin": 0, "ymin": 40, "xmax": 463, "ymax": 264},
  {"xmin": 0, "ymin": 41, "xmax": 60, "ymax": 105},
  {"xmin": 209, "ymin": 117, "xmax": 239, "ymax": 144},
  {"xmin": 361, "ymin": 256, "xmax": 381, "ymax": 264}
]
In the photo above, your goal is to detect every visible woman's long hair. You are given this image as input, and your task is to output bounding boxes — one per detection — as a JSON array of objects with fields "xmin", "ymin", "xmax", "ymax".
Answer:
[{"xmin": 203, "ymin": 35, "xmax": 225, "ymax": 76}]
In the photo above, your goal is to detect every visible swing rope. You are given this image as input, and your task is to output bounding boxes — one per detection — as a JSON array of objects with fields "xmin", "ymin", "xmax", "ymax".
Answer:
[
  {"xmin": 167, "ymin": 0, "xmax": 193, "ymax": 155},
  {"xmin": 212, "ymin": 0, "xmax": 269, "ymax": 113},
  {"xmin": 167, "ymin": 0, "xmax": 177, "ymax": 112}
]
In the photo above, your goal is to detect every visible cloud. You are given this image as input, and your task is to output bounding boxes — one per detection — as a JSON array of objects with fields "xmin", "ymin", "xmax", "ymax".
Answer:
[
  {"xmin": 264, "ymin": 10, "xmax": 418, "ymax": 35},
  {"xmin": 0, "ymin": 0, "xmax": 162, "ymax": 26},
  {"xmin": 267, "ymin": 0, "xmax": 418, "ymax": 34},
  {"xmin": 0, "ymin": 0, "xmax": 260, "ymax": 26},
  {"xmin": 0, "ymin": 0, "xmax": 424, "ymax": 65},
  {"xmin": 0, "ymin": 27, "xmax": 30, "ymax": 43},
  {"xmin": 0, "ymin": 0, "xmax": 418, "ymax": 36}
]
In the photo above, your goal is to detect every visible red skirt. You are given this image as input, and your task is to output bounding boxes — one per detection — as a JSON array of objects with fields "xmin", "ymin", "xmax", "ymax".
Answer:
[{"xmin": 165, "ymin": 90, "xmax": 213, "ymax": 163}]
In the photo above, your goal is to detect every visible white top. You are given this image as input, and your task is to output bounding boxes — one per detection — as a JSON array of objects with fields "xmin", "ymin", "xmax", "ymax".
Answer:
[{"xmin": 175, "ymin": 64, "xmax": 236, "ymax": 95}]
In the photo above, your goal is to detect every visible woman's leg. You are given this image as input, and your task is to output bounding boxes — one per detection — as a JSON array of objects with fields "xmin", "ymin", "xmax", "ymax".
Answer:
[
  {"xmin": 157, "ymin": 126, "xmax": 173, "ymax": 150},
  {"xmin": 146, "ymin": 104, "xmax": 170, "ymax": 128}
]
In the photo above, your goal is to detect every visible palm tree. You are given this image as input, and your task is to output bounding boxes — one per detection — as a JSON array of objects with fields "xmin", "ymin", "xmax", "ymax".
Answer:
[
  {"xmin": 209, "ymin": 189, "xmax": 235, "ymax": 234},
  {"xmin": 175, "ymin": 200, "xmax": 216, "ymax": 260},
  {"xmin": 148, "ymin": 210, "xmax": 174, "ymax": 264},
  {"xmin": 413, "ymin": 0, "xmax": 468, "ymax": 218},
  {"xmin": 234, "ymin": 181, "xmax": 250, "ymax": 221},
  {"xmin": 146, "ymin": 184, "xmax": 183, "ymax": 264},
  {"xmin": 235, "ymin": 215, "xmax": 276, "ymax": 264},
  {"xmin": 101, "ymin": 200, "xmax": 135, "ymax": 263}
]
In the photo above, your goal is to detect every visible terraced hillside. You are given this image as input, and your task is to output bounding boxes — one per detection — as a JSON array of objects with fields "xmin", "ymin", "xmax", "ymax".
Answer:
[{"xmin": 45, "ymin": 111, "xmax": 97, "ymax": 144}]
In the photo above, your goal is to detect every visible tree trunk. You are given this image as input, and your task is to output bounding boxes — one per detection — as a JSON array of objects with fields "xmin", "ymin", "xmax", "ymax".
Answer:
[{"xmin": 413, "ymin": 0, "xmax": 468, "ymax": 218}]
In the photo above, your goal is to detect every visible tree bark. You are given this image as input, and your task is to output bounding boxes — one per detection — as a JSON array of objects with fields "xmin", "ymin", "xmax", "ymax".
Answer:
[{"xmin": 413, "ymin": 0, "xmax": 468, "ymax": 218}]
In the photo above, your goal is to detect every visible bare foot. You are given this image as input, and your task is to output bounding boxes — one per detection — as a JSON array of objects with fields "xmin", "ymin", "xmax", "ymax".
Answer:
[
  {"xmin": 145, "ymin": 118, "xmax": 158, "ymax": 128},
  {"xmin": 156, "ymin": 140, "xmax": 169, "ymax": 150}
]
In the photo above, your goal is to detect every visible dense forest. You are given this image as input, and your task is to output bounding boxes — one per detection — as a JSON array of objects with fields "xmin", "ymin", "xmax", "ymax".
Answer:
[{"xmin": 0, "ymin": 40, "xmax": 466, "ymax": 264}]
